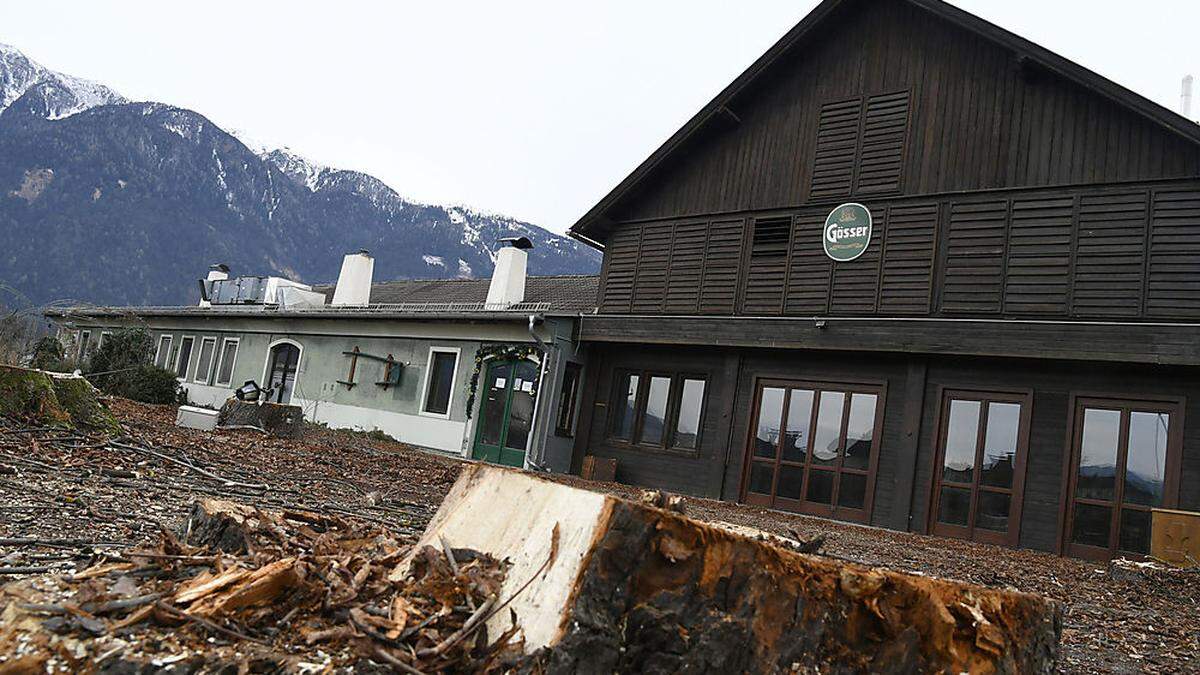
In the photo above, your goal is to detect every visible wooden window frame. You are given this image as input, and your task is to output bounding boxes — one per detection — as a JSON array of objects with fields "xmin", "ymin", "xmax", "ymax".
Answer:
[
  {"xmin": 554, "ymin": 362, "xmax": 583, "ymax": 438},
  {"xmin": 739, "ymin": 377, "xmax": 887, "ymax": 524},
  {"xmin": 607, "ymin": 369, "xmax": 708, "ymax": 457},
  {"xmin": 420, "ymin": 347, "xmax": 460, "ymax": 419},
  {"xmin": 1059, "ymin": 394, "xmax": 1185, "ymax": 561},
  {"xmin": 78, "ymin": 330, "xmax": 91, "ymax": 361},
  {"xmin": 925, "ymin": 387, "xmax": 1033, "ymax": 548},
  {"xmin": 191, "ymin": 337, "xmax": 219, "ymax": 385},
  {"xmin": 214, "ymin": 338, "xmax": 240, "ymax": 387}
]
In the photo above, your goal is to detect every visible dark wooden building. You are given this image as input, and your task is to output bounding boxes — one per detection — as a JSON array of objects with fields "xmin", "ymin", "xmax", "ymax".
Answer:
[{"xmin": 566, "ymin": 0, "xmax": 1200, "ymax": 560}]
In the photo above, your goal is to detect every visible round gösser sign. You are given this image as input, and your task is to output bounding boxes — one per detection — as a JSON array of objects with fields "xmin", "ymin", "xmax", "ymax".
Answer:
[{"xmin": 823, "ymin": 203, "xmax": 872, "ymax": 262}]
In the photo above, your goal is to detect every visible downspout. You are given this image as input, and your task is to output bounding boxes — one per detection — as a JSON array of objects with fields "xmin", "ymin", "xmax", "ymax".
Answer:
[{"xmin": 526, "ymin": 314, "xmax": 555, "ymax": 472}]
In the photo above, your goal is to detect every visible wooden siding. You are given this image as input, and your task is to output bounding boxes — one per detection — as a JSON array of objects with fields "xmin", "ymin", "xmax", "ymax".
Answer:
[
  {"xmin": 598, "ymin": 180, "xmax": 1200, "ymax": 323},
  {"xmin": 608, "ymin": 0, "xmax": 1200, "ymax": 224}
]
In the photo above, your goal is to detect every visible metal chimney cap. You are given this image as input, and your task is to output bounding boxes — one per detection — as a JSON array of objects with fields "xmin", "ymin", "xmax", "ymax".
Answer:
[
  {"xmin": 498, "ymin": 236, "xmax": 534, "ymax": 250},
  {"xmin": 210, "ymin": 263, "xmax": 230, "ymax": 273},
  {"xmin": 351, "ymin": 249, "xmax": 371, "ymax": 256}
]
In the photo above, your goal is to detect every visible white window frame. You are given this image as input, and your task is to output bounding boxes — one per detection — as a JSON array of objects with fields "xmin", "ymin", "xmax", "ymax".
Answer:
[
  {"xmin": 420, "ymin": 346, "xmax": 461, "ymax": 419},
  {"xmin": 192, "ymin": 337, "xmax": 218, "ymax": 384},
  {"xmin": 215, "ymin": 337, "xmax": 240, "ymax": 387},
  {"xmin": 155, "ymin": 335, "xmax": 173, "ymax": 369},
  {"xmin": 260, "ymin": 339, "xmax": 305, "ymax": 405},
  {"xmin": 98, "ymin": 331, "xmax": 112, "ymax": 350},
  {"xmin": 174, "ymin": 334, "xmax": 196, "ymax": 381},
  {"xmin": 78, "ymin": 330, "xmax": 91, "ymax": 361}
]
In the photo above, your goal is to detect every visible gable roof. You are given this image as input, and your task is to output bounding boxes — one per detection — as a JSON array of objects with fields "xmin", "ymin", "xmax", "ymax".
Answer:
[{"xmin": 569, "ymin": 0, "xmax": 1200, "ymax": 245}]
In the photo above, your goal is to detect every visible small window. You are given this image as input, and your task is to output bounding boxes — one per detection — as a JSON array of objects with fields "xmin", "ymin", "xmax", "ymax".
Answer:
[
  {"xmin": 193, "ymin": 337, "xmax": 217, "ymax": 384},
  {"xmin": 78, "ymin": 330, "xmax": 92, "ymax": 361},
  {"xmin": 422, "ymin": 348, "xmax": 459, "ymax": 416},
  {"xmin": 215, "ymin": 338, "xmax": 239, "ymax": 386},
  {"xmin": 555, "ymin": 362, "xmax": 582, "ymax": 437},
  {"xmin": 155, "ymin": 335, "xmax": 172, "ymax": 369},
  {"xmin": 175, "ymin": 336, "xmax": 195, "ymax": 379},
  {"xmin": 98, "ymin": 331, "xmax": 112, "ymax": 350},
  {"xmin": 609, "ymin": 370, "xmax": 708, "ymax": 452}
]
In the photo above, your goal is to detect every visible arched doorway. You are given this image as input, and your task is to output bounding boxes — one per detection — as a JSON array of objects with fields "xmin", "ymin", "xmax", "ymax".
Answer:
[
  {"xmin": 471, "ymin": 358, "xmax": 539, "ymax": 467},
  {"xmin": 265, "ymin": 342, "xmax": 301, "ymax": 404}
]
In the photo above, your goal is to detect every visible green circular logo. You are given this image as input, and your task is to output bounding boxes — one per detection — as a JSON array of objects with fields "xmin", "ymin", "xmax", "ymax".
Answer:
[{"xmin": 823, "ymin": 203, "xmax": 872, "ymax": 262}]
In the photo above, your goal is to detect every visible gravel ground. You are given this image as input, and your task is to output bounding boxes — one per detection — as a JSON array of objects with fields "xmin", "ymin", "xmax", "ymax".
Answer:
[{"xmin": 2, "ymin": 398, "xmax": 1197, "ymax": 673}]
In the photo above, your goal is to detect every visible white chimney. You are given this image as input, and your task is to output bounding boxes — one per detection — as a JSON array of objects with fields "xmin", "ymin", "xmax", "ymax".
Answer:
[
  {"xmin": 199, "ymin": 264, "xmax": 230, "ymax": 307},
  {"xmin": 1183, "ymin": 75, "xmax": 1194, "ymax": 119},
  {"xmin": 332, "ymin": 250, "xmax": 375, "ymax": 306},
  {"xmin": 486, "ymin": 237, "xmax": 532, "ymax": 307}
]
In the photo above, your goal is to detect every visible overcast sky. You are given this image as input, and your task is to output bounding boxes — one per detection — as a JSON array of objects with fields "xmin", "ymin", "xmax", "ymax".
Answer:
[{"xmin": 3, "ymin": 1, "xmax": 1197, "ymax": 233}]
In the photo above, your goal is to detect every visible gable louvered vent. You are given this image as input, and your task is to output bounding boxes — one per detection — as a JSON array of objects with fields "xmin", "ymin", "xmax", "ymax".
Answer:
[
  {"xmin": 809, "ymin": 91, "xmax": 910, "ymax": 200},
  {"xmin": 744, "ymin": 216, "xmax": 793, "ymax": 314}
]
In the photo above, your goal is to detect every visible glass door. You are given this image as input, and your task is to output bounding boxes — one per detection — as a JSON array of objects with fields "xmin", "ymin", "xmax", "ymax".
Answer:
[
  {"xmin": 742, "ymin": 379, "xmax": 883, "ymax": 523},
  {"xmin": 1065, "ymin": 398, "xmax": 1181, "ymax": 560},
  {"xmin": 929, "ymin": 390, "xmax": 1031, "ymax": 547},
  {"xmin": 267, "ymin": 343, "xmax": 300, "ymax": 404},
  {"xmin": 472, "ymin": 359, "xmax": 539, "ymax": 467}
]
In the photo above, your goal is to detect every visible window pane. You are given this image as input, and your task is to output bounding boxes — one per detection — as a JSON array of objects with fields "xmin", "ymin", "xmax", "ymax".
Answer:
[
  {"xmin": 755, "ymin": 388, "xmax": 785, "ymax": 459},
  {"xmin": 1119, "ymin": 509, "xmax": 1152, "ymax": 554},
  {"xmin": 838, "ymin": 473, "xmax": 867, "ymax": 510},
  {"xmin": 843, "ymin": 393, "xmax": 877, "ymax": 471},
  {"xmin": 612, "ymin": 373, "xmax": 639, "ymax": 440},
  {"xmin": 806, "ymin": 470, "xmax": 834, "ymax": 504},
  {"xmin": 943, "ymin": 400, "xmax": 980, "ymax": 484},
  {"xmin": 749, "ymin": 463, "xmax": 775, "ymax": 495},
  {"xmin": 1124, "ymin": 412, "xmax": 1169, "ymax": 507},
  {"xmin": 975, "ymin": 491, "xmax": 1011, "ymax": 532},
  {"xmin": 980, "ymin": 402, "xmax": 1020, "ymax": 488},
  {"xmin": 639, "ymin": 376, "xmax": 671, "ymax": 445},
  {"xmin": 175, "ymin": 337, "xmax": 194, "ymax": 378},
  {"xmin": 503, "ymin": 361, "xmax": 539, "ymax": 451},
  {"xmin": 155, "ymin": 337, "xmax": 172, "ymax": 368},
  {"xmin": 937, "ymin": 486, "xmax": 971, "ymax": 526},
  {"xmin": 1077, "ymin": 408, "xmax": 1120, "ymax": 501},
  {"xmin": 423, "ymin": 351, "xmax": 457, "ymax": 415},
  {"xmin": 782, "ymin": 389, "xmax": 814, "ymax": 463},
  {"xmin": 194, "ymin": 340, "xmax": 216, "ymax": 383},
  {"xmin": 479, "ymin": 363, "xmax": 508, "ymax": 446},
  {"xmin": 217, "ymin": 341, "xmax": 238, "ymax": 385},
  {"xmin": 1071, "ymin": 503, "xmax": 1112, "ymax": 548},
  {"xmin": 673, "ymin": 378, "xmax": 705, "ymax": 449},
  {"xmin": 812, "ymin": 392, "xmax": 845, "ymax": 465},
  {"xmin": 555, "ymin": 363, "xmax": 581, "ymax": 435},
  {"xmin": 778, "ymin": 465, "xmax": 804, "ymax": 500}
]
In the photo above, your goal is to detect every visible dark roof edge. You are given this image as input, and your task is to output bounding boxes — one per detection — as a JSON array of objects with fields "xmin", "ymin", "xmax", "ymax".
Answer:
[
  {"xmin": 568, "ymin": 0, "xmax": 1200, "ymax": 243},
  {"xmin": 44, "ymin": 307, "xmax": 587, "ymax": 321}
]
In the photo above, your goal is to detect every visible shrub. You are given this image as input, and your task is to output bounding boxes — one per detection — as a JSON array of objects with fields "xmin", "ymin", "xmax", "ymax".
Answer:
[
  {"xmin": 29, "ymin": 336, "xmax": 69, "ymax": 371},
  {"xmin": 85, "ymin": 328, "xmax": 181, "ymax": 404}
]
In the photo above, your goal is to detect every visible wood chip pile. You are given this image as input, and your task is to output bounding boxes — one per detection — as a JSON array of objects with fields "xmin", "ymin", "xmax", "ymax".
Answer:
[{"xmin": 0, "ymin": 499, "xmax": 526, "ymax": 673}]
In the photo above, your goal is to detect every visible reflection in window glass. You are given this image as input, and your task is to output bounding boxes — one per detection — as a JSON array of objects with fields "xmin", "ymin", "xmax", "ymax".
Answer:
[
  {"xmin": 980, "ymin": 402, "xmax": 1020, "ymax": 488},
  {"xmin": 1077, "ymin": 408, "xmax": 1120, "ymax": 501},
  {"xmin": 1124, "ymin": 412, "xmax": 1169, "ymax": 507},
  {"xmin": 838, "ymin": 473, "xmax": 867, "ymax": 510},
  {"xmin": 755, "ymin": 388, "xmax": 785, "ymax": 459},
  {"xmin": 216, "ymin": 340, "xmax": 238, "ymax": 385},
  {"xmin": 155, "ymin": 336, "xmax": 172, "ymax": 369},
  {"xmin": 783, "ymin": 389, "xmax": 814, "ymax": 463},
  {"xmin": 175, "ymin": 337, "xmax": 195, "ymax": 379},
  {"xmin": 1071, "ymin": 502, "xmax": 1112, "ymax": 547},
  {"xmin": 812, "ymin": 392, "xmax": 845, "ymax": 464},
  {"xmin": 749, "ymin": 463, "xmax": 774, "ymax": 495},
  {"xmin": 641, "ymin": 376, "xmax": 671, "ymax": 445},
  {"xmin": 943, "ymin": 400, "xmax": 981, "ymax": 484},
  {"xmin": 778, "ymin": 465, "xmax": 804, "ymax": 500},
  {"xmin": 673, "ymin": 379, "xmax": 705, "ymax": 449},
  {"xmin": 423, "ymin": 351, "xmax": 458, "ymax": 415},
  {"xmin": 194, "ymin": 339, "xmax": 216, "ymax": 384},
  {"xmin": 975, "ymin": 491, "xmax": 1011, "ymax": 532},
  {"xmin": 843, "ymin": 394, "xmax": 877, "ymax": 470},
  {"xmin": 806, "ymin": 470, "xmax": 834, "ymax": 504},
  {"xmin": 938, "ymin": 486, "xmax": 971, "ymax": 526},
  {"xmin": 613, "ymin": 373, "xmax": 639, "ymax": 441},
  {"xmin": 1119, "ymin": 509, "xmax": 1152, "ymax": 554}
]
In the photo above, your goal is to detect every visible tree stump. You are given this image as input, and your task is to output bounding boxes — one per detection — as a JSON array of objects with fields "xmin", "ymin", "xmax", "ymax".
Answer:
[{"xmin": 404, "ymin": 465, "xmax": 1062, "ymax": 674}]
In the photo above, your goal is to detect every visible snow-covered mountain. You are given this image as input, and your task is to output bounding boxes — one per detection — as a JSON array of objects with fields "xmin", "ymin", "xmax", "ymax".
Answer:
[
  {"xmin": 0, "ymin": 43, "xmax": 125, "ymax": 120},
  {"xmin": 0, "ymin": 43, "xmax": 599, "ymax": 307}
]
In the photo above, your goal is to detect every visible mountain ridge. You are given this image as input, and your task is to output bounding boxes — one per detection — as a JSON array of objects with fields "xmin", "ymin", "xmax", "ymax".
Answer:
[{"xmin": 0, "ymin": 43, "xmax": 599, "ymax": 307}]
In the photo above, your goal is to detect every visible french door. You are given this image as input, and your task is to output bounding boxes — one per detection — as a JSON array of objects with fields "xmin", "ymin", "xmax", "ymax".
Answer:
[
  {"xmin": 741, "ymin": 379, "xmax": 884, "ymax": 523},
  {"xmin": 471, "ymin": 359, "xmax": 539, "ymax": 468},
  {"xmin": 1064, "ymin": 397, "xmax": 1182, "ymax": 560},
  {"xmin": 267, "ymin": 343, "xmax": 300, "ymax": 404},
  {"xmin": 928, "ymin": 390, "xmax": 1031, "ymax": 547}
]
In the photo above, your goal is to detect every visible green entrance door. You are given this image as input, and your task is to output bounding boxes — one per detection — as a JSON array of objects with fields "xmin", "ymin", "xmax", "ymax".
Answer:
[{"xmin": 471, "ymin": 359, "xmax": 539, "ymax": 467}]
